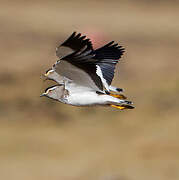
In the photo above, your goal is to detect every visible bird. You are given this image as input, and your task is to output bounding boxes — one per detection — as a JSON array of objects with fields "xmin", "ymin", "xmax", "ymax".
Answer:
[
  {"xmin": 41, "ymin": 32, "xmax": 134, "ymax": 110},
  {"xmin": 44, "ymin": 32, "xmax": 124, "ymax": 93},
  {"xmin": 40, "ymin": 84, "xmax": 134, "ymax": 110}
]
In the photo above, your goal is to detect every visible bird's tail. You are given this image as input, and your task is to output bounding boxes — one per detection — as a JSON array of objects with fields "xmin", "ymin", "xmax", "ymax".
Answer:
[
  {"xmin": 110, "ymin": 104, "xmax": 134, "ymax": 110},
  {"xmin": 102, "ymin": 93, "xmax": 134, "ymax": 110},
  {"xmin": 109, "ymin": 99, "xmax": 134, "ymax": 110}
]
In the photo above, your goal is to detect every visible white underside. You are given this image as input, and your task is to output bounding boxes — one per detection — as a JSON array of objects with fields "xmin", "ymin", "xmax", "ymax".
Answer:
[{"xmin": 59, "ymin": 82, "xmax": 125, "ymax": 106}]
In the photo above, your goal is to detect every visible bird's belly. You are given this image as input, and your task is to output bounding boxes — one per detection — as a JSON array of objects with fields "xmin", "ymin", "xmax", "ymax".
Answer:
[{"xmin": 66, "ymin": 92, "xmax": 102, "ymax": 106}]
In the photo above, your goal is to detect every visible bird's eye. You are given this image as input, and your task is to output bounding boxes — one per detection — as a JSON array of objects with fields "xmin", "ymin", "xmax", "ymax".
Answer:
[{"xmin": 47, "ymin": 89, "xmax": 52, "ymax": 94}]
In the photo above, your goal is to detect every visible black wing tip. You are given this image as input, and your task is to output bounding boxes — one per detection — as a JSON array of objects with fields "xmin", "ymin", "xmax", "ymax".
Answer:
[
  {"xmin": 97, "ymin": 40, "xmax": 125, "ymax": 52},
  {"xmin": 71, "ymin": 31, "xmax": 76, "ymax": 36},
  {"xmin": 68, "ymin": 31, "xmax": 86, "ymax": 41},
  {"xmin": 106, "ymin": 41, "xmax": 125, "ymax": 50},
  {"xmin": 59, "ymin": 31, "xmax": 93, "ymax": 52},
  {"xmin": 116, "ymin": 88, "xmax": 123, "ymax": 92},
  {"xmin": 123, "ymin": 105, "xmax": 135, "ymax": 109},
  {"xmin": 125, "ymin": 100, "xmax": 133, "ymax": 105},
  {"xmin": 69, "ymin": 31, "xmax": 91, "ymax": 42},
  {"xmin": 94, "ymin": 40, "xmax": 125, "ymax": 61}
]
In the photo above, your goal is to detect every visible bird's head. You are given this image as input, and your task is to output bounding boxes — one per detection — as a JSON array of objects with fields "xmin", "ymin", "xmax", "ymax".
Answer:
[
  {"xmin": 44, "ymin": 69, "xmax": 60, "ymax": 82},
  {"xmin": 40, "ymin": 85, "xmax": 65, "ymax": 100}
]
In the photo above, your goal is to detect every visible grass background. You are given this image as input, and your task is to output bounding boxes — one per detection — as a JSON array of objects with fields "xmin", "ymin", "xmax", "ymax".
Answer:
[{"xmin": 0, "ymin": 0, "xmax": 179, "ymax": 179}]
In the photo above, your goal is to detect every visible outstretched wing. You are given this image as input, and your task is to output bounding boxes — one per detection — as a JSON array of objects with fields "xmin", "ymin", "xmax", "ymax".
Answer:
[
  {"xmin": 53, "ymin": 46, "xmax": 103, "ymax": 91},
  {"xmin": 94, "ymin": 41, "xmax": 125, "ymax": 86},
  {"xmin": 55, "ymin": 41, "xmax": 125, "ymax": 91},
  {"xmin": 54, "ymin": 32, "xmax": 125, "ymax": 92},
  {"xmin": 56, "ymin": 32, "xmax": 93, "ymax": 59}
]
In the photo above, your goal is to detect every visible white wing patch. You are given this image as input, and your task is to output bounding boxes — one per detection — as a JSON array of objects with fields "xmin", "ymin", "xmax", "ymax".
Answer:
[{"xmin": 96, "ymin": 65, "xmax": 109, "ymax": 91}]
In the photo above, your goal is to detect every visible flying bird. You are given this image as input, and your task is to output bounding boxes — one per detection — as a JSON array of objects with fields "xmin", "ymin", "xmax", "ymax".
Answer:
[
  {"xmin": 41, "ymin": 32, "xmax": 134, "ymax": 110},
  {"xmin": 45, "ymin": 32, "xmax": 123, "ymax": 93},
  {"xmin": 40, "ymin": 84, "xmax": 133, "ymax": 110}
]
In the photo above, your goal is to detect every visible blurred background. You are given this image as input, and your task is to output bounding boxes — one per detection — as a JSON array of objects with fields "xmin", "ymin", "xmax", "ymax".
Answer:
[{"xmin": 0, "ymin": 0, "xmax": 179, "ymax": 180}]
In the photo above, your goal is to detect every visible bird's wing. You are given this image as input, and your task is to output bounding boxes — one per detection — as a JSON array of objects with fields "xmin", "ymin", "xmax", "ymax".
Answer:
[
  {"xmin": 54, "ymin": 32, "xmax": 102, "ymax": 91},
  {"xmin": 56, "ymin": 32, "xmax": 93, "ymax": 59},
  {"xmin": 94, "ymin": 41, "xmax": 125, "ymax": 86},
  {"xmin": 54, "ymin": 32, "xmax": 124, "ymax": 92},
  {"xmin": 54, "ymin": 41, "xmax": 124, "ymax": 91},
  {"xmin": 53, "ymin": 59, "xmax": 103, "ymax": 92}
]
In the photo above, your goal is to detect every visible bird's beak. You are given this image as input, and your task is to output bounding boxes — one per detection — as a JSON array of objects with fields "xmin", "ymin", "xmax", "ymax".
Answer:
[
  {"xmin": 40, "ymin": 93, "xmax": 46, "ymax": 97},
  {"xmin": 44, "ymin": 72, "xmax": 48, "ymax": 77},
  {"xmin": 41, "ymin": 74, "xmax": 48, "ymax": 82}
]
